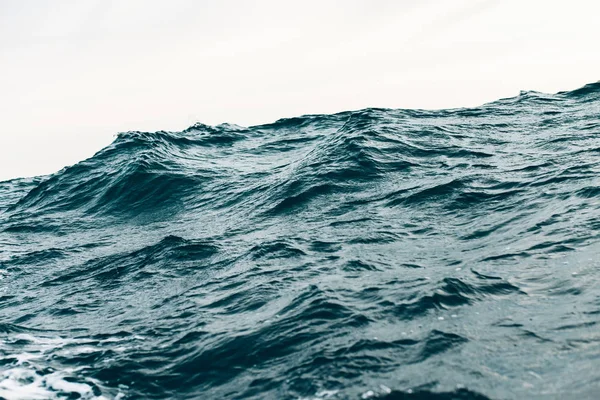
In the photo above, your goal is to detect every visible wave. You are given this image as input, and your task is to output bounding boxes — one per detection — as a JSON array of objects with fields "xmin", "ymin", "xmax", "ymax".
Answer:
[{"xmin": 1, "ymin": 81, "xmax": 600, "ymax": 399}]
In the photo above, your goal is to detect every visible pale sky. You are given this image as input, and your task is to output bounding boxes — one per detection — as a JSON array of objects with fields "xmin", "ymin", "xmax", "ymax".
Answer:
[{"xmin": 1, "ymin": 0, "xmax": 599, "ymax": 181}]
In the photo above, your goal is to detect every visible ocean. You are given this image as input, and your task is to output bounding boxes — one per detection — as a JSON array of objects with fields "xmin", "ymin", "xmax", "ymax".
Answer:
[{"xmin": 1, "ymin": 82, "xmax": 600, "ymax": 399}]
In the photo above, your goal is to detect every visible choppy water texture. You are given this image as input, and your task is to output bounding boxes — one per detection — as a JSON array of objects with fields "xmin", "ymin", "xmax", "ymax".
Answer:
[{"xmin": 2, "ymin": 83, "xmax": 600, "ymax": 399}]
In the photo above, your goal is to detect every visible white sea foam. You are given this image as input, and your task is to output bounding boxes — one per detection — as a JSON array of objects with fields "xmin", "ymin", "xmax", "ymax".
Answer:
[
  {"xmin": 0, "ymin": 334, "xmax": 126, "ymax": 400},
  {"xmin": 0, "ymin": 366, "xmax": 113, "ymax": 400}
]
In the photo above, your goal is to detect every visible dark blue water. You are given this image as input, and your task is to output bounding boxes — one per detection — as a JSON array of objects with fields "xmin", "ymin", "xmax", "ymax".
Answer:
[{"xmin": 1, "ymin": 83, "xmax": 600, "ymax": 399}]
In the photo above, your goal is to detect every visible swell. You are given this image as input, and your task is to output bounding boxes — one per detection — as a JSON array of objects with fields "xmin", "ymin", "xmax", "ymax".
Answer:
[
  {"xmin": 6, "ymin": 81, "xmax": 600, "ymax": 222},
  {"xmin": 5, "ymin": 127, "xmax": 251, "ymax": 218},
  {"xmin": 2, "ymin": 81, "xmax": 600, "ymax": 399}
]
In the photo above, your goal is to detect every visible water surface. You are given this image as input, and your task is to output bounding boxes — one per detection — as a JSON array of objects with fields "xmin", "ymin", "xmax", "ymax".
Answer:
[{"xmin": 1, "ymin": 83, "xmax": 600, "ymax": 399}]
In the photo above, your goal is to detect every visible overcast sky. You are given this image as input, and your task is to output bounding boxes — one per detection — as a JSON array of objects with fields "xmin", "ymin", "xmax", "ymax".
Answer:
[{"xmin": 1, "ymin": 0, "xmax": 599, "ymax": 181}]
